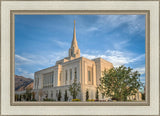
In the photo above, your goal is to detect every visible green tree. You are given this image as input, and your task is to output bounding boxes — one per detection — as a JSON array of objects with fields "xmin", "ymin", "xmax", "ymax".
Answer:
[
  {"xmin": 68, "ymin": 78, "xmax": 81, "ymax": 99},
  {"xmin": 99, "ymin": 65, "xmax": 143, "ymax": 101},
  {"xmin": 86, "ymin": 89, "xmax": 89, "ymax": 101},
  {"xmin": 57, "ymin": 90, "xmax": 62, "ymax": 101},
  {"xmin": 96, "ymin": 88, "xmax": 99, "ymax": 100},
  {"xmin": 64, "ymin": 90, "xmax": 68, "ymax": 101}
]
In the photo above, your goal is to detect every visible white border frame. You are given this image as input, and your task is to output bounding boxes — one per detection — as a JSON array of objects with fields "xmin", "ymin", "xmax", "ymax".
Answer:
[{"xmin": 1, "ymin": 1, "xmax": 159, "ymax": 115}]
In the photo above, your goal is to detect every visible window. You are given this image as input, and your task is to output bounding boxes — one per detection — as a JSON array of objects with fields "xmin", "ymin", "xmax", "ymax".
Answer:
[
  {"xmin": 87, "ymin": 67, "xmax": 92, "ymax": 84},
  {"xmin": 60, "ymin": 72, "xmax": 62, "ymax": 81},
  {"xmin": 43, "ymin": 72, "xmax": 54, "ymax": 88},
  {"xmin": 88, "ymin": 70, "xmax": 91, "ymax": 81},
  {"xmin": 74, "ymin": 67, "xmax": 77, "ymax": 80},
  {"xmin": 70, "ymin": 69, "xmax": 72, "ymax": 80},
  {"xmin": 52, "ymin": 72, "xmax": 54, "ymax": 83},
  {"xmin": 66, "ymin": 70, "xmax": 68, "ymax": 81}
]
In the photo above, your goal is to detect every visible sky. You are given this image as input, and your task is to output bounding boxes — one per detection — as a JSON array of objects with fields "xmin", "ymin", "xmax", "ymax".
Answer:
[{"xmin": 15, "ymin": 15, "xmax": 145, "ymax": 85}]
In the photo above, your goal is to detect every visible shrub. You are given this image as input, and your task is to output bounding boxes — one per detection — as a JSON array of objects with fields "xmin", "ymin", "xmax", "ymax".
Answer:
[
  {"xmin": 72, "ymin": 99, "xmax": 81, "ymax": 101},
  {"xmin": 87, "ymin": 99, "xmax": 95, "ymax": 102},
  {"xmin": 43, "ymin": 98, "xmax": 56, "ymax": 101}
]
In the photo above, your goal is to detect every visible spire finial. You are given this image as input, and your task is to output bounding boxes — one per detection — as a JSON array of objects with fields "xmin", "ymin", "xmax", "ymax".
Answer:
[
  {"xmin": 73, "ymin": 20, "xmax": 76, "ymax": 41},
  {"xmin": 68, "ymin": 20, "xmax": 80, "ymax": 58},
  {"xmin": 71, "ymin": 20, "xmax": 77, "ymax": 47}
]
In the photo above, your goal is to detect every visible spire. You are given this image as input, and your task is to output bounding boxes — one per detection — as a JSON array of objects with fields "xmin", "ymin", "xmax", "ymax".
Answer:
[
  {"xmin": 68, "ymin": 20, "xmax": 80, "ymax": 58},
  {"xmin": 71, "ymin": 20, "xmax": 78, "ymax": 48}
]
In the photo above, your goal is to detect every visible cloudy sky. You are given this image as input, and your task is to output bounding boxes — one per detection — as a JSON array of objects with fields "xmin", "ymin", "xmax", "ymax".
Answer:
[{"xmin": 15, "ymin": 15, "xmax": 145, "ymax": 84}]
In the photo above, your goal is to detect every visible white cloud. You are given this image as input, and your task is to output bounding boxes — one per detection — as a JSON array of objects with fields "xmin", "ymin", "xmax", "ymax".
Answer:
[
  {"xmin": 96, "ymin": 15, "xmax": 145, "ymax": 34},
  {"xmin": 15, "ymin": 54, "xmax": 32, "ymax": 62},
  {"xmin": 105, "ymin": 50, "xmax": 144, "ymax": 67},
  {"xmin": 81, "ymin": 54, "xmax": 96, "ymax": 59},
  {"xmin": 82, "ymin": 50, "xmax": 145, "ymax": 67},
  {"xmin": 15, "ymin": 50, "xmax": 145, "ymax": 79},
  {"xmin": 86, "ymin": 27, "xmax": 99, "ymax": 32},
  {"xmin": 15, "ymin": 54, "xmax": 33, "ymax": 66},
  {"xmin": 53, "ymin": 40, "xmax": 70, "ymax": 47},
  {"xmin": 15, "ymin": 51, "xmax": 69, "ymax": 78},
  {"xmin": 113, "ymin": 40, "xmax": 130, "ymax": 50},
  {"xmin": 16, "ymin": 67, "xmax": 34, "ymax": 78},
  {"xmin": 15, "ymin": 51, "xmax": 68, "ymax": 67}
]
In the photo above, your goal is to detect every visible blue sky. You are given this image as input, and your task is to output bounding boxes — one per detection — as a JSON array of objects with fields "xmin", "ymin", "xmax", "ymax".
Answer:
[{"xmin": 15, "ymin": 15, "xmax": 145, "ymax": 85}]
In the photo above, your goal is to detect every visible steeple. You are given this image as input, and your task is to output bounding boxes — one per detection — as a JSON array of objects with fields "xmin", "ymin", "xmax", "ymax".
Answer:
[
  {"xmin": 71, "ymin": 20, "xmax": 78, "ymax": 48},
  {"xmin": 69, "ymin": 20, "xmax": 80, "ymax": 58}
]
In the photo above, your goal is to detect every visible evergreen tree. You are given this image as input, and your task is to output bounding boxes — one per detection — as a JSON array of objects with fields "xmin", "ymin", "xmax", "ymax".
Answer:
[
  {"xmin": 58, "ymin": 90, "xmax": 62, "ymax": 101},
  {"xmin": 64, "ymin": 90, "xmax": 68, "ymax": 101},
  {"xmin": 86, "ymin": 89, "xmax": 89, "ymax": 101},
  {"xmin": 96, "ymin": 88, "xmax": 99, "ymax": 100}
]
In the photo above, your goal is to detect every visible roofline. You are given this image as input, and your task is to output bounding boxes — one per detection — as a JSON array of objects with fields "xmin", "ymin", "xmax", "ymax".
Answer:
[
  {"xmin": 92, "ymin": 57, "xmax": 112, "ymax": 64},
  {"xmin": 35, "ymin": 65, "xmax": 57, "ymax": 74}
]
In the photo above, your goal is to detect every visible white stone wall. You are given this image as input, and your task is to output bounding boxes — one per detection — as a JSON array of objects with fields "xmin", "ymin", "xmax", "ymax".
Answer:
[
  {"xmin": 93, "ymin": 58, "xmax": 113, "ymax": 86},
  {"xmin": 34, "ymin": 85, "xmax": 82, "ymax": 101},
  {"xmin": 61, "ymin": 58, "xmax": 81, "ymax": 85},
  {"xmin": 33, "ymin": 57, "xmax": 114, "ymax": 101}
]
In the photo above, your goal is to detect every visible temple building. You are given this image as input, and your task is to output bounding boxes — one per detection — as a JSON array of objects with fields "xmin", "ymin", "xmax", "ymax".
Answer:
[
  {"xmin": 33, "ymin": 21, "xmax": 141, "ymax": 101},
  {"xmin": 33, "ymin": 21, "xmax": 113, "ymax": 101}
]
